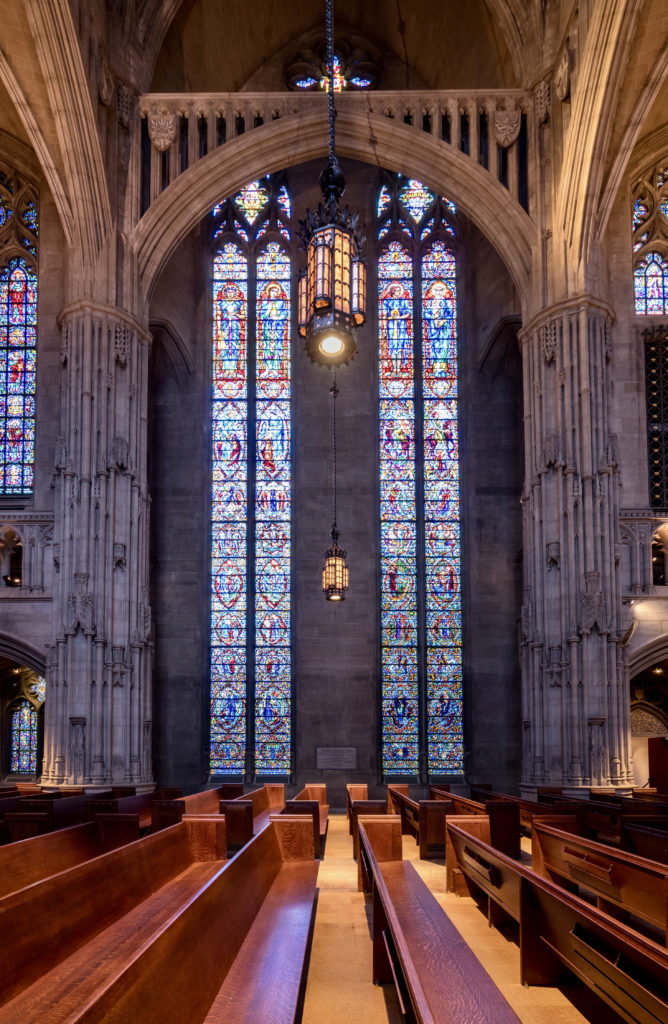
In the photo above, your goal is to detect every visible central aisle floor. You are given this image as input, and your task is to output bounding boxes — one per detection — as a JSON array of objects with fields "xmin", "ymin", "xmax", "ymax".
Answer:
[{"xmin": 301, "ymin": 811, "xmax": 609, "ymax": 1024}]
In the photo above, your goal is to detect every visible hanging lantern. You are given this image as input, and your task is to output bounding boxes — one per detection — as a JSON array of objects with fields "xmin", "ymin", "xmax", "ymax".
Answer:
[
  {"xmin": 322, "ymin": 526, "xmax": 349, "ymax": 600},
  {"xmin": 298, "ymin": 0, "xmax": 366, "ymax": 367}
]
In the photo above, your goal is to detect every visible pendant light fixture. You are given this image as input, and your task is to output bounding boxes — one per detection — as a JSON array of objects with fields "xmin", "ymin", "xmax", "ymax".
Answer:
[
  {"xmin": 298, "ymin": 0, "xmax": 366, "ymax": 366},
  {"xmin": 322, "ymin": 378, "xmax": 349, "ymax": 599}
]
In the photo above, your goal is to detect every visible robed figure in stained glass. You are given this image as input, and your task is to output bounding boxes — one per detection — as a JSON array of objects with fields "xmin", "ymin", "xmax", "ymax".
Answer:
[
  {"xmin": 423, "ymin": 279, "xmax": 456, "ymax": 378},
  {"xmin": 214, "ymin": 281, "xmax": 246, "ymax": 381},
  {"xmin": 257, "ymin": 281, "xmax": 289, "ymax": 380},
  {"xmin": 380, "ymin": 281, "xmax": 413, "ymax": 377}
]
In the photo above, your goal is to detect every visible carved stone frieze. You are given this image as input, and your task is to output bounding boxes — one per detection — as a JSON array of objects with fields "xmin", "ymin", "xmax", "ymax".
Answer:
[
  {"xmin": 148, "ymin": 109, "xmax": 177, "ymax": 151},
  {"xmin": 494, "ymin": 108, "xmax": 521, "ymax": 147}
]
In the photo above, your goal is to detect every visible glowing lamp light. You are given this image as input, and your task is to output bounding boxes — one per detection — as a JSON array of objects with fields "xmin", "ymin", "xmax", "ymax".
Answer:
[{"xmin": 322, "ymin": 526, "xmax": 349, "ymax": 601}]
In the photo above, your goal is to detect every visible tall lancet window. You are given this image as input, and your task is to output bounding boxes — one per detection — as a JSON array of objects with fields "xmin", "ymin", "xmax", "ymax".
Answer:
[
  {"xmin": 0, "ymin": 168, "xmax": 38, "ymax": 494},
  {"xmin": 210, "ymin": 178, "xmax": 293, "ymax": 777},
  {"xmin": 377, "ymin": 176, "xmax": 463, "ymax": 778}
]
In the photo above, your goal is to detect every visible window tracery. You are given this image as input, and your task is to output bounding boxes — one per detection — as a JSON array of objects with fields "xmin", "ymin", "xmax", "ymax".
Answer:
[{"xmin": 634, "ymin": 161, "xmax": 668, "ymax": 315}]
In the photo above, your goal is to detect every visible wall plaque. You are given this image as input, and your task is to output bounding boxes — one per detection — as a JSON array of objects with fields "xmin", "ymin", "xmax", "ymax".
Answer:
[{"xmin": 316, "ymin": 746, "xmax": 357, "ymax": 770}]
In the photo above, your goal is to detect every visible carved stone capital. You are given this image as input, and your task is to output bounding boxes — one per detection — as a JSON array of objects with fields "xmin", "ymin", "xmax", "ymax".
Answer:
[{"xmin": 148, "ymin": 109, "xmax": 177, "ymax": 151}]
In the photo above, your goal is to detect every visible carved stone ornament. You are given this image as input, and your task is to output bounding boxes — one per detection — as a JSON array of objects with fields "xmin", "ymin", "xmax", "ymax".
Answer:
[
  {"xmin": 494, "ymin": 108, "xmax": 521, "ymax": 148},
  {"xmin": 535, "ymin": 79, "xmax": 551, "ymax": 123},
  {"xmin": 98, "ymin": 51, "xmax": 115, "ymax": 107},
  {"xmin": 116, "ymin": 84, "xmax": 134, "ymax": 129},
  {"xmin": 521, "ymin": 588, "xmax": 534, "ymax": 641},
  {"xmin": 148, "ymin": 109, "xmax": 177, "ymax": 152},
  {"xmin": 540, "ymin": 321, "xmax": 557, "ymax": 363},
  {"xmin": 114, "ymin": 324, "xmax": 130, "ymax": 367},
  {"xmin": 113, "ymin": 543, "xmax": 126, "ymax": 569},
  {"xmin": 108, "ymin": 435, "xmax": 129, "ymax": 472},
  {"xmin": 542, "ymin": 434, "xmax": 561, "ymax": 468},
  {"xmin": 542, "ymin": 645, "xmax": 566, "ymax": 687},
  {"xmin": 69, "ymin": 580, "xmax": 95, "ymax": 634},
  {"xmin": 554, "ymin": 46, "xmax": 571, "ymax": 102},
  {"xmin": 579, "ymin": 572, "xmax": 607, "ymax": 633},
  {"xmin": 546, "ymin": 541, "xmax": 560, "ymax": 569}
]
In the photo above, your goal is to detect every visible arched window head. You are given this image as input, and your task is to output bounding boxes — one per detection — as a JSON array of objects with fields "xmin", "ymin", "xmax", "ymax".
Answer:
[
  {"xmin": 0, "ymin": 166, "xmax": 38, "ymax": 496},
  {"xmin": 10, "ymin": 697, "xmax": 38, "ymax": 773},
  {"xmin": 633, "ymin": 162, "xmax": 668, "ymax": 315},
  {"xmin": 210, "ymin": 176, "xmax": 293, "ymax": 778},
  {"xmin": 377, "ymin": 174, "xmax": 462, "ymax": 779}
]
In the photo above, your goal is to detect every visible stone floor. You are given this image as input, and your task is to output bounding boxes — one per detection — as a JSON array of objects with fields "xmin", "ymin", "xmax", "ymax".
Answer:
[{"xmin": 300, "ymin": 812, "xmax": 618, "ymax": 1024}]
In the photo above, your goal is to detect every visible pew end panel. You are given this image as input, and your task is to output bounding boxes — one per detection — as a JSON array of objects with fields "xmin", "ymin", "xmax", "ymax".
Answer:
[
  {"xmin": 346, "ymin": 784, "xmax": 368, "ymax": 829},
  {"xmin": 447, "ymin": 819, "xmax": 522, "ymax": 929},
  {"xmin": 219, "ymin": 800, "xmax": 254, "ymax": 850},
  {"xmin": 269, "ymin": 814, "xmax": 315, "ymax": 861},
  {"xmin": 445, "ymin": 815, "xmax": 490, "ymax": 894},
  {"xmin": 94, "ymin": 813, "xmax": 140, "ymax": 850},
  {"xmin": 418, "ymin": 799, "xmax": 453, "ymax": 860},
  {"xmin": 357, "ymin": 816, "xmax": 402, "ymax": 892},
  {"xmin": 181, "ymin": 815, "xmax": 228, "ymax": 861},
  {"xmin": 283, "ymin": 800, "xmax": 320, "ymax": 858},
  {"xmin": 350, "ymin": 800, "xmax": 388, "ymax": 860}
]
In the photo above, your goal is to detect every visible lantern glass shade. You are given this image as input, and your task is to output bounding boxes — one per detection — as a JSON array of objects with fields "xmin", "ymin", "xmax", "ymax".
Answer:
[
  {"xmin": 299, "ymin": 210, "xmax": 366, "ymax": 365},
  {"xmin": 322, "ymin": 538, "xmax": 349, "ymax": 600}
]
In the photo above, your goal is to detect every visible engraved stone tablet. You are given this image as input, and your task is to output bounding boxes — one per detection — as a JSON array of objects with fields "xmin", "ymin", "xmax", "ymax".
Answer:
[{"xmin": 316, "ymin": 746, "xmax": 357, "ymax": 770}]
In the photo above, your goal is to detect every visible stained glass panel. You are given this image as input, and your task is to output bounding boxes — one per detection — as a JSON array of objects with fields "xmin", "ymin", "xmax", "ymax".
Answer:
[
  {"xmin": 255, "ymin": 243, "xmax": 291, "ymax": 774},
  {"xmin": 31, "ymin": 675, "xmax": 46, "ymax": 703},
  {"xmin": 423, "ymin": 238, "xmax": 461, "ymax": 773},
  {"xmin": 635, "ymin": 252, "xmax": 668, "ymax": 315},
  {"xmin": 10, "ymin": 699, "xmax": 37, "ymax": 772},
  {"xmin": 379, "ymin": 241, "xmax": 418, "ymax": 773},
  {"xmin": 211, "ymin": 243, "xmax": 247, "ymax": 773},
  {"xmin": 320, "ymin": 54, "xmax": 346, "ymax": 92},
  {"xmin": 0, "ymin": 258, "xmax": 36, "ymax": 494},
  {"xmin": 234, "ymin": 181, "xmax": 269, "ymax": 224},
  {"xmin": 398, "ymin": 179, "xmax": 435, "ymax": 223}
]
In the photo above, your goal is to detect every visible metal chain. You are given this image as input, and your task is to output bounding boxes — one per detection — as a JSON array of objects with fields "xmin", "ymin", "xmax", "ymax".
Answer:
[
  {"xmin": 326, "ymin": 0, "xmax": 335, "ymax": 164},
  {"xmin": 330, "ymin": 372, "xmax": 338, "ymax": 529}
]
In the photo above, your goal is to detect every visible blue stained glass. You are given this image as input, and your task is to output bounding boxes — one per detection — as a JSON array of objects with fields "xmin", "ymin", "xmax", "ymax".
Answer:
[
  {"xmin": 633, "ymin": 199, "xmax": 648, "ymax": 229},
  {"xmin": 294, "ymin": 77, "xmax": 318, "ymax": 89},
  {"xmin": 379, "ymin": 182, "xmax": 462, "ymax": 778},
  {"xmin": 377, "ymin": 187, "xmax": 391, "ymax": 219},
  {"xmin": 0, "ymin": 198, "xmax": 12, "ymax": 228},
  {"xmin": 351, "ymin": 76, "xmax": 372, "ymax": 88},
  {"xmin": 635, "ymin": 252, "xmax": 668, "ymax": 314},
  {"xmin": 0, "ymin": 259, "xmax": 36, "ymax": 494},
  {"xmin": 210, "ymin": 206, "xmax": 292, "ymax": 777},
  {"xmin": 30, "ymin": 675, "xmax": 46, "ymax": 704},
  {"xmin": 10, "ymin": 699, "xmax": 37, "ymax": 772}
]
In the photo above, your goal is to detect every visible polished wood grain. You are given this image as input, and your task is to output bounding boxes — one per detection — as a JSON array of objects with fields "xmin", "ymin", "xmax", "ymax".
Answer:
[
  {"xmin": 357, "ymin": 816, "xmax": 401, "ymax": 893},
  {"xmin": 345, "ymin": 784, "xmax": 368, "ymax": 830},
  {"xmin": 0, "ymin": 821, "xmax": 108, "ymax": 898},
  {"xmin": 350, "ymin": 799, "xmax": 388, "ymax": 860},
  {"xmin": 270, "ymin": 814, "xmax": 314, "ymax": 861},
  {"xmin": 283, "ymin": 800, "xmax": 320, "ymax": 857},
  {"xmin": 359, "ymin": 820, "xmax": 521, "ymax": 1024},
  {"xmin": 532, "ymin": 818, "xmax": 668, "ymax": 938},
  {"xmin": 182, "ymin": 814, "xmax": 227, "ymax": 860}
]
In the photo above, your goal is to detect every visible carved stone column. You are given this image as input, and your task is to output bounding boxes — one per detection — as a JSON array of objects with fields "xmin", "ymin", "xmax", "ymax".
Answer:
[
  {"xmin": 41, "ymin": 301, "xmax": 153, "ymax": 785},
  {"xmin": 519, "ymin": 296, "xmax": 632, "ymax": 789}
]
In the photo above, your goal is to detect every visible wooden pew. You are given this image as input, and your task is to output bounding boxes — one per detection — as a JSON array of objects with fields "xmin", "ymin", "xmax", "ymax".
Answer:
[
  {"xmin": 294, "ymin": 783, "xmax": 329, "ymax": 838},
  {"xmin": 0, "ymin": 817, "xmax": 143, "ymax": 899},
  {"xmin": 0, "ymin": 816, "xmax": 316, "ymax": 1024},
  {"xmin": 346, "ymin": 783, "xmax": 368, "ymax": 832},
  {"xmin": 447, "ymin": 817, "xmax": 668, "ymax": 1022},
  {"xmin": 387, "ymin": 784, "xmax": 454, "ymax": 859},
  {"xmin": 85, "ymin": 791, "xmax": 165, "ymax": 833},
  {"xmin": 4, "ymin": 791, "xmax": 113, "ymax": 841},
  {"xmin": 357, "ymin": 816, "xmax": 521, "ymax": 1023},
  {"xmin": 349, "ymin": 796, "xmax": 388, "ymax": 860},
  {"xmin": 623, "ymin": 822, "xmax": 668, "ymax": 865},
  {"xmin": 219, "ymin": 783, "xmax": 286, "ymax": 849},
  {"xmin": 532, "ymin": 817, "xmax": 668, "ymax": 941},
  {"xmin": 151, "ymin": 783, "xmax": 250, "ymax": 832},
  {"xmin": 470, "ymin": 785, "xmax": 559, "ymax": 834}
]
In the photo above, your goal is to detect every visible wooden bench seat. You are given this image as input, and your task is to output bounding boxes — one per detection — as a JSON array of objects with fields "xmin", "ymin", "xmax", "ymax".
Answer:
[
  {"xmin": 387, "ymin": 784, "xmax": 454, "ymax": 859},
  {"xmin": 447, "ymin": 816, "xmax": 668, "ymax": 1022},
  {"xmin": 358, "ymin": 816, "xmax": 521, "ymax": 1023},
  {"xmin": 4, "ymin": 792, "xmax": 111, "ymax": 842},
  {"xmin": 294, "ymin": 784, "xmax": 329, "ymax": 835},
  {"xmin": 346, "ymin": 784, "xmax": 368, "ymax": 831},
  {"xmin": 349, "ymin": 797, "xmax": 388, "ymax": 860},
  {"xmin": 0, "ymin": 815, "xmax": 315, "ymax": 1024},
  {"xmin": 85, "ymin": 792, "xmax": 162, "ymax": 832}
]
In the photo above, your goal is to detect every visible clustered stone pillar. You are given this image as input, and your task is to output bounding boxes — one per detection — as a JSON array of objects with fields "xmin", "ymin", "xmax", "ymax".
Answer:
[
  {"xmin": 519, "ymin": 297, "xmax": 633, "ymax": 789},
  {"xmin": 41, "ymin": 301, "xmax": 153, "ymax": 785}
]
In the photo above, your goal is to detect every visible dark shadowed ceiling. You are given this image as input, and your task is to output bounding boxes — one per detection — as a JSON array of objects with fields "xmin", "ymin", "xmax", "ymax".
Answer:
[{"xmin": 151, "ymin": 0, "xmax": 518, "ymax": 92}]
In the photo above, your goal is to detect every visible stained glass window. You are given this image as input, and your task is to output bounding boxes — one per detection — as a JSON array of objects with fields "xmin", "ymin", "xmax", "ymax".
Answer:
[
  {"xmin": 378, "ymin": 179, "xmax": 462, "ymax": 778},
  {"xmin": 399, "ymin": 180, "xmax": 436, "ymax": 223},
  {"xmin": 234, "ymin": 181, "xmax": 269, "ymax": 224},
  {"xmin": 210, "ymin": 181, "xmax": 292, "ymax": 777},
  {"xmin": 10, "ymin": 699, "xmax": 38, "ymax": 772},
  {"xmin": 0, "ymin": 169, "xmax": 38, "ymax": 496},
  {"xmin": 633, "ymin": 162, "xmax": 668, "ymax": 315}
]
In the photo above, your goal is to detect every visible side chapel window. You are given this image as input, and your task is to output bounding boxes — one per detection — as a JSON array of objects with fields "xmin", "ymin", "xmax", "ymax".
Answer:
[
  {"xmin": 377, "ymin": 176, "xmax": 463, "ymax": 778},
  {"xmin": 9, "ymin": 675, "xmax": 44, "ymax": 773},
  {"xmin": 0, "ymin": 166, "xmax": 38, "ymax": 494},
  {"xmin": 209, "ymin": 178, "xmax": 293, "ymax": 777}
]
